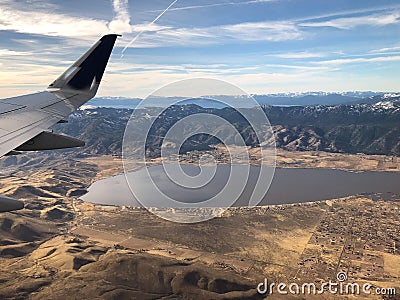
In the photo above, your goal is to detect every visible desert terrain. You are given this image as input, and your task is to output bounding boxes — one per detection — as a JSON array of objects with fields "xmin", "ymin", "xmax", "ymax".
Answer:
[{"xmin": 0, "ymin": 150, "xmax": 398, "ymax": 299}]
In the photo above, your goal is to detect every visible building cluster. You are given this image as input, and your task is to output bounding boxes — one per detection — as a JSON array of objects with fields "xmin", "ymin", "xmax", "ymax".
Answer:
[{"xmin": 293, "ymin": 198, "xmax": 399, "ymax": 285}]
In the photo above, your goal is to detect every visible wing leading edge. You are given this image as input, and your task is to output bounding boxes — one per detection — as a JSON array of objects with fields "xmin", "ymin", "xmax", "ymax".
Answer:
[{"xmin": 0, "ymin": 34, "xmax": 120, "ymax": 211}]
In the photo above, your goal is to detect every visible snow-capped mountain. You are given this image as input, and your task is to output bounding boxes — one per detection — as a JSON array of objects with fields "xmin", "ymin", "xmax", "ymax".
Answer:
[{"xmin": 88, "ymin": 92, "xmax": 398, "ymax": 108}]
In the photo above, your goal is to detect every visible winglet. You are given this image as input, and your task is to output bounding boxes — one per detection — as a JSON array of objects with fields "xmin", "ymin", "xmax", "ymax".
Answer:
[{"xmin": 48, "ymin": 34, "xmax": 120, "ymax": 93}]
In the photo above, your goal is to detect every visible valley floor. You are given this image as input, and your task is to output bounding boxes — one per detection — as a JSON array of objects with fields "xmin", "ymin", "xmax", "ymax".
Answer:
[{"xmin": 0, "ymin": 150, "xmax": 398, "ymax": 299}]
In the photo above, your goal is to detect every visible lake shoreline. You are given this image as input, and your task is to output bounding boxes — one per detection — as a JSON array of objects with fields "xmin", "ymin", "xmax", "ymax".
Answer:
[{"xmin": 81, "ymin": 164, "xmax": 400, "ymax": 208}]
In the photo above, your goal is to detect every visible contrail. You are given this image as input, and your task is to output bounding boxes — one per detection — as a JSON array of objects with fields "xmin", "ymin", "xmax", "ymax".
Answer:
[{"xmin": 121, "ymin": 0, "xmax": 179, "ymax": 56}]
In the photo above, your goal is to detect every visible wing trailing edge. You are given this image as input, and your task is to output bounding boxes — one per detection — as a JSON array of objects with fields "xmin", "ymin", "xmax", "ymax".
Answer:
[
  {"xmin": 0, "ymin": 195, "xmax": 24, "ymax": 213},
  {"xmin": 15, "ymin": 131, "xmax": 85, "ymax": 151}
]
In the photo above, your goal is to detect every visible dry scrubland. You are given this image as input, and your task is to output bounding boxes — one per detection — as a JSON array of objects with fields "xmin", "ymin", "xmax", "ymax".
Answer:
[{"xmin": 0, "ymin": 150, "xmax": 398, "ymax": 299}]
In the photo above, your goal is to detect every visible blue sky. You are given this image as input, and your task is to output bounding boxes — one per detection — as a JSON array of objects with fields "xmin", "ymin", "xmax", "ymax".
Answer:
[{"xmin": 0, "ymin": 0, "xmax": 399, "ymax": 98}]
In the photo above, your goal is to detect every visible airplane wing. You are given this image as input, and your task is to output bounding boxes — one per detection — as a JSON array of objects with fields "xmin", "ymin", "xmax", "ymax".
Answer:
[{"xmin": 0, "ymin": 34, "xmax": 120, "ymax": 212}]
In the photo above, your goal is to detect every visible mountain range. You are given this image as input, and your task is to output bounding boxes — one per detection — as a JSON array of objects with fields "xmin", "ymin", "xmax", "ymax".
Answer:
[
  {"xmin": 41, "ymin": 94, "xmax": 400, "ymax": 159},
  {"xmin": 87, "ymin": 92, "xmax": 399, "ymax": 108}
]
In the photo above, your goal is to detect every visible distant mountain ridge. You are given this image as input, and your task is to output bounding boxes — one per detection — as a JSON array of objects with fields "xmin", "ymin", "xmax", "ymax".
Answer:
[
  {"xmin": 88, "ymin": 92, "xmax": 398, "ymax": 108},
  {"xmin": 46, "ymin": 97, "xmax": 400, "ymax": 158}
]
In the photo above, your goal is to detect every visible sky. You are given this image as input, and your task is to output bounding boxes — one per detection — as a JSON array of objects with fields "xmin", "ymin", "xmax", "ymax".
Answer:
[{"xmin": 0, "ymin": 0, "xmax": 399, "ymax": 98}]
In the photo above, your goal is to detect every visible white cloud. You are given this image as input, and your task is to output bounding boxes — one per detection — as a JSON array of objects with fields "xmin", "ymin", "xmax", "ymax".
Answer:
[
  {"xmin": 273, "ymin": 52, "xmax": 326, "ymax": 59},
  {"xmin": 97, "ymin": 68, "xmax": 334, "ymax": 98},
  {"xmin": 0, "ymin": 1, "xmax": 302, "ymax": 47},
  {"xmin": 371, "ymin": 46, "xmax": 400, "ymax": 53},
  {"xmin": 108, "ymin": 0, "xmax": 132, "ymax": 34},
  {"xmin": 0, "ymin": 49, "xmax": 29, "ymax": 56},
  {"xmin": 300, "ymin": 11, "xmax": 400, "ymax": 29},
  {"xmin": 121, "ymin": 20, "xmax": 305, "ymax": 48},
  {"xmin": 220, "ymin": 21, "xmax": 303, "ymax": 41},
  {"xmin": 131, "ymin": 23, "xmax": 171, "ymax": 32},
  {"xmin": 147, "ymin": 0, "xmax": 275, "ymax": 12},
  {"xmin": 0, "ymin": 0, "xmax": 134, "ymax": 39},
  {"xmin": 315, "ymin": 55, "xmax": 400, "ymax": 65},
  {"xmin": 0, "ymin": 3, "xmax": 109, "ymax": 38},
  {"xmin": 95, "ymin": 58, "xmax": 333, "ymax": 97}
]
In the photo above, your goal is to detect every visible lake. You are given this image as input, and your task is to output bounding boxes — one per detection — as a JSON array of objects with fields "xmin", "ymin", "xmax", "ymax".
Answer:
[{"xmin": 81, "ymin": 165, "xmax": 400, "ymax": 207}]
